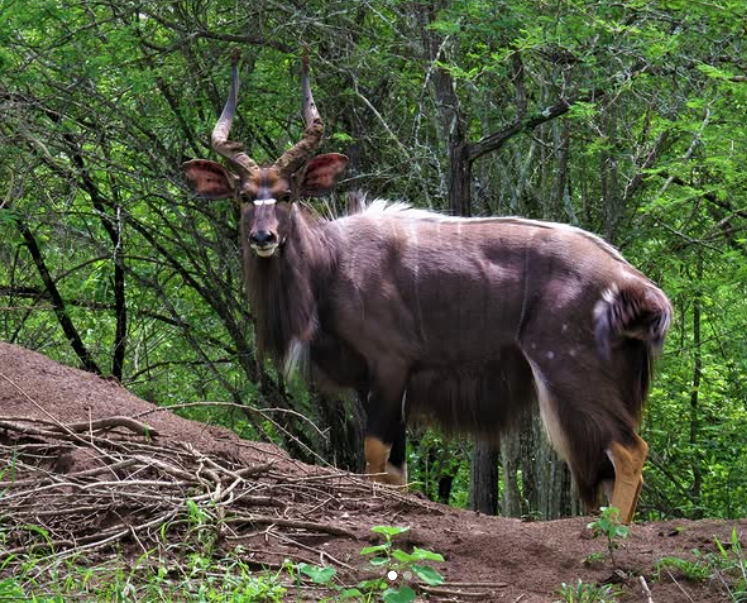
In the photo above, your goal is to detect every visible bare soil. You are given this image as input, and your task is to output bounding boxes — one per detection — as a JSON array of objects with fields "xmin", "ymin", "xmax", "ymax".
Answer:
[{"xmin": 0, "ymin": 341, "xmax": 743, "ymax": 602}]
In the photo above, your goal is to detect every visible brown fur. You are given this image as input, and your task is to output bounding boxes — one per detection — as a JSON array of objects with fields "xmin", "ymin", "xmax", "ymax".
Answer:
[
  {"xmin": 238, "ymin": 203, "xmax": 672, "ymax": 511},
  {"xmin": 183, "ymin": 56, "xmax": 672, "ymax": 517}
]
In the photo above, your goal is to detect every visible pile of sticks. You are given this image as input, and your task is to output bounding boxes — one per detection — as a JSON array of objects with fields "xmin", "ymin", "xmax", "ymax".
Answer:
[{"xmin": 0, "ymin": 414, "xmax": 413, "ymax": 571}]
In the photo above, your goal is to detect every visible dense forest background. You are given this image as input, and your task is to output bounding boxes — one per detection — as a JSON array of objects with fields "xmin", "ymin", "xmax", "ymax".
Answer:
[{"xmin": 1, "ymin": 0, "xmax": 746, "ymax": 521}]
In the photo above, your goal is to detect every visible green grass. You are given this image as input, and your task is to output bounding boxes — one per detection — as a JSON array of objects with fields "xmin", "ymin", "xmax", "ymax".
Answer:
[
  {"xmin": 654, "ymin": 528, "xmax": 747, "ymax": 602},
  {"xmin": 553, "ymin": 579, "xmax": 622, "ymax": 603},
  {"xmin": 2, "ymin": 523, "xmax": 447, "ymax": 602},
  {"xmin": 1, "ymin": 550, "xmax": 290, "ymax": 602}
]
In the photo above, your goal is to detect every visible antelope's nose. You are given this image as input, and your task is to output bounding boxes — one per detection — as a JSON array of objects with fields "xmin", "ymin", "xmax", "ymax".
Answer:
[{"xmin": 250, "ymin": 230, "xmax": 276, "ymax": 247}]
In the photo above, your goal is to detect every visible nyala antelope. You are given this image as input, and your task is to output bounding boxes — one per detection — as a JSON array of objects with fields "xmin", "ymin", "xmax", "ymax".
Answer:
[{"xmin": 183, "ymin": 53, "xmax": 672, "ymax": 523}]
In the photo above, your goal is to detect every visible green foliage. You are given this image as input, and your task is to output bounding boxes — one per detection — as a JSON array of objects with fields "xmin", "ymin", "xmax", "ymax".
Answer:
[
  {"xmin": 712, "ymin": 529, "xmax": 747, "ymax": 601},
  {"xmin": 3, "ymin": 549, "xmax": 290, "ymax": 602},
  {"xmin": 554, "ymin": 580, "xmax": 622, "ymax": 603},
  {"xmin": 297, "ymin": 562, "xmax": 337, "ymax": 585},
  {"xmin": 361, "ymin": 526, "xmax": 444, "ymax": 602},
  {"xmin": 582, "ymin": 552, "xmax": 606, "ymax": 567},
  {"xmin": 655, "ymin": 528, "xmax": 747, "ymax": 601},
  {"xmin": 587, "ymin": 507, "xmax": 629, "ymax": 568},
  {"xmin": 655, "ymin": 554, "xmax": 712, "ymax": 582},
  {"xmin": 293, "ymin": 525, "xmax": 444, "ymax": 602}
]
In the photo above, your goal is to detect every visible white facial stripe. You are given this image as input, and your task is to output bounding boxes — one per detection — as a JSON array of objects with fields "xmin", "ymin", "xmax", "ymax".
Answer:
[{"xmin": 253, "ymin": 198, "xmax": 277, "ymax": 206}]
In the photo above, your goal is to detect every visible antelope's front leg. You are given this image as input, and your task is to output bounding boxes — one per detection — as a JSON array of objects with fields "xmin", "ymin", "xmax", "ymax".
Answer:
[
  {"xmin": 606, "ymin": 434, "xmax": 649, "ymax": 523},
  {"xmin": 364, "ymin": 376, "xmax": 408, "ymax": 486}
]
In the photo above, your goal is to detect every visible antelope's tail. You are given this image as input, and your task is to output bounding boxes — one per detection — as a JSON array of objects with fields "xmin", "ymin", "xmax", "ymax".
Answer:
[{"xmin": 594, "ymin": 282, "xmax": 673, "ymax": 361}]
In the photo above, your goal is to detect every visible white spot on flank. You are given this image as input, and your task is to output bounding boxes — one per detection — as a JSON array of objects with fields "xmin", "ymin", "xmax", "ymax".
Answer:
[
  {"xmin": 561, "ymin": 323, "xmax": 569, "ymax": 333},
  {"xmin": 546, "ymin": 351, "xmax": 555, "ymax": 360}
]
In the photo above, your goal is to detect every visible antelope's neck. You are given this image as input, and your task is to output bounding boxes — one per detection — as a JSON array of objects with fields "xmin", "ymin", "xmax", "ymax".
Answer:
[{"xmin": 245, "ymin": 207, "xmax": 336, "ymax": 365}]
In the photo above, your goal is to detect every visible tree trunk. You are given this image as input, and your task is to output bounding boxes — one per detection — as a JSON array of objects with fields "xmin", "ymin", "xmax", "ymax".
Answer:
[
  {"xmin": 316, "ymin": 391, "xmax": 366, "ymax": 473},
  {"xmin": 690, "ymin": 252, "xmax": 703, "ymax": 514},
  {"xmin": 468, "ymin": 440, "xmax": 498, "ymax": 514},
  {"xmin": 15, "ymin": 218, "xmax": 101, "ymax": 375},
  {"xmin": 500, "ymin": 434, "xmax": 523, "ymax": 517}
]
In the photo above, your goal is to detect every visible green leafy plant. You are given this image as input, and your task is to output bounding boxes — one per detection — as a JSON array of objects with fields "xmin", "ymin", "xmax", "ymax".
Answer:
[
  {"xmin": 360, "ymin": 525, "xmax": 444, "ymax": 603},
  {"xmin": 587, "ymin": 507, "xmax": 629, "ymax": 568},
  {"xmin": 583, "ymin": 551, "xmax": 606, "ymax": 567},
  {"xmin": 712, "ymin": 528, "xmax": 747, "ymax": 602},
  {"xmin": 554, "ymin": 579, "xmax": 622, "ymax": 603},
  {"xmin": 655, "ymin": 529, "xmax": 747, "ymax": 601},
  {"xmin": 295, "ymin": 526, "xmax": 444, "ymax": 602},
  {"xmin": 655, "ymin": 553, "xmax": 711, "ymax": 582}
]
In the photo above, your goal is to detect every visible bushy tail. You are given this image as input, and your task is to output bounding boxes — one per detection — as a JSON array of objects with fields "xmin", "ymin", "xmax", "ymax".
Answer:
[{"xmin": 594, "ymin": 282, "xmax": 673, "ymax": 361}]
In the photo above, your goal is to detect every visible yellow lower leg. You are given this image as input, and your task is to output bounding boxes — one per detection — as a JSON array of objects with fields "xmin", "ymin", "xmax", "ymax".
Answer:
[
  {"xmin": 607, "ymin": 435, "xmax": 649, "ymax": 524},
  {"xmin": 365, "ymin": 437, "xmax": 407, "ymax": 486}
]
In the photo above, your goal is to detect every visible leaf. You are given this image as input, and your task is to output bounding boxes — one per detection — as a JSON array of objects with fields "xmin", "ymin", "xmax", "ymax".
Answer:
[
  {"xmin": 297, "ymin": 563, "xmax": 336, "ymax": 584},
  {"xmin": 360, "ymin": 544, "xmax": 390, "ymax": 555},
  {"xmin": 391, "ymin": 549, "xmax": 415, "ymax": 563},
  {"xmin": 382, "ymin": 585, "xmax": 417, "ymax": 603},
  {"xmin": 369, "ymin": 556, "xmax": 389, "ymax": 567},
  {"xmin": 338, "ymin": 588, "xmax": 364, "ymax": 599},
  {"xmin": 331, "ymin": 132, "xmax": 354, "ymax": 143},
  {"xmin": 371, "ymin": 526, "xmax": 410, "ymax": 537},
  {"xmin": 410, "ymin": 547, "xmax": 445, "ymax": 562},
  {"xmin": 411, "ymin": 564, "xmax": 444, "ymax": 586},
  {"xmin": 427, "ymin": 19, "xmax": 461, "ymax": 35}
]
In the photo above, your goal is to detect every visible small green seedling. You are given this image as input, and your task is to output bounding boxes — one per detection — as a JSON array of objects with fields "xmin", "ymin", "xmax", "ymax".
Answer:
[
  {"xmin": 294, "ymin": 525, "xmax": 444, "ymax": 602},
  {"xmin": 360, "ymin": 526, "xmax": 445, "ymax": 603},
  {"xmin": 554, "ymin": 579, "xmax": 622, "ymax": 603},
  {"xmin": 587, "ymin": 507, "xmax": 629, "ymax": 568},
  {"xmin": 583, "ymin": 551, "xmax": 606, "ymax": 567}
]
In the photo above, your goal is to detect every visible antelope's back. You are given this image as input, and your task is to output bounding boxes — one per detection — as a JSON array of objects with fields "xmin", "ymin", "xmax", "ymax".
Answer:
[{"xmin": 329, "ymin": 209, "xmax": 641, "ymax": 363}]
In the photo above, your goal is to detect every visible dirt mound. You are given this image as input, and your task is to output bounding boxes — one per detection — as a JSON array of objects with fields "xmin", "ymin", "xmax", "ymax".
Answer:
[{"xmin": 0, "ymin": 341, "xmax": 743, "ymax": 601}]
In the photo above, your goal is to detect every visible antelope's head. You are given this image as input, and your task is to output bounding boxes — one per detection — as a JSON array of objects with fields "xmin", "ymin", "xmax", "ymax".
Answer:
[{"xmin": 182, "ymin": 53, "xmax": 348, "ymax": 258}]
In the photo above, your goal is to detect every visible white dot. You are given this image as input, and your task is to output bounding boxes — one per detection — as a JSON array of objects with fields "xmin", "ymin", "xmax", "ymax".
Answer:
[{"xmin": 387, "ymin": 570, "xmax": 398, "ymax": 581}]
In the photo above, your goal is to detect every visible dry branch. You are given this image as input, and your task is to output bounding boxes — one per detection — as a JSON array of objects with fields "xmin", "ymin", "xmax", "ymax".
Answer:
[{"xmin": 0, "ymin": 412, "xmax": 406, "ymax": 580}]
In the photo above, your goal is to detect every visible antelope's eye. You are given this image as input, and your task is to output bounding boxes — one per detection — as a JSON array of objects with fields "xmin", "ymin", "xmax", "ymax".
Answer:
[{"xmin": 277, "ymin": 191, "xmax": 292, "ymax": 202}]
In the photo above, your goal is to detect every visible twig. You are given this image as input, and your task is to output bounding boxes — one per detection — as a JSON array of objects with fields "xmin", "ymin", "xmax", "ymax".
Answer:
[
  {"xmin": 134, "ymin": 400, "xmax": 325, "ymax": 438},
  {"xmin": 270, "ymin": 530, "xmax": 355, "ymax": 571},
  {"xmin": 226, "ymin": 515, "xmax": 357, "ymax": 539},
  {"xmin": 64, "ymin": 416, "xmax": 158, "ymax": 436},
  {"xmin": 639, "ymin": 575, "xmax": 655, "ymax": 603},
  {"xmin": 419, "ymin": 585, "xmax": 490, "ymax": 597},
  {"xmin": 666, "ymin": 570, "xmax": 695, "ymax": 603},
  {"xmin": 441, "ymin": 581, "xmax": 509, "ymax": 588}
]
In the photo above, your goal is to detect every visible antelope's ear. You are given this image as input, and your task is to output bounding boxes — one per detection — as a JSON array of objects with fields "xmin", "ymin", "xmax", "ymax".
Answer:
[
  {"xmin": 299, "ymin": 153, "xmax": 349, "ymax": 197},
  {"xmin": 182, "ymin": 159, "xmax": 236, "ymax": 199}
]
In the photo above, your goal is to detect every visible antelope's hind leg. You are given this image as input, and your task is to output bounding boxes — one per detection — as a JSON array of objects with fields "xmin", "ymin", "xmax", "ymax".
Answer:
[{"xmin": 606, "ymin": 434, "xmax": 648, "ymax": 523}]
